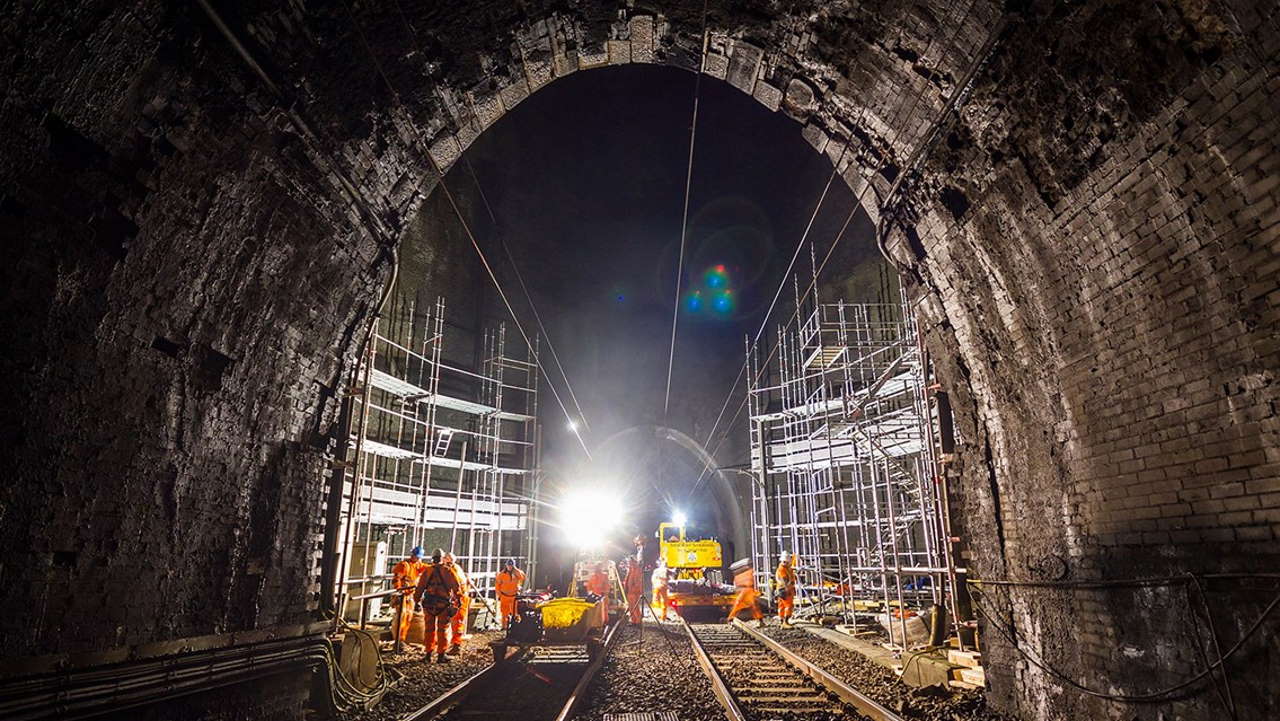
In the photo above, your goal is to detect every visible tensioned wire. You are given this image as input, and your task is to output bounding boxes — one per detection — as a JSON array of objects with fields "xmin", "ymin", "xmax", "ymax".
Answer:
[
  {"xmin": 662, "ymin": 0, "xmax": 711, "ymax": 422},
  {"xmin": 685, "ymin": 0, "xmax": 991, "ymax": 499}
]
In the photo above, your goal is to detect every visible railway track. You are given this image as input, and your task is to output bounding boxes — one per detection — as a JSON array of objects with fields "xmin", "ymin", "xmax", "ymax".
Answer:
[
  {"xmin": 400, "ymin": 619, "xmax": 622, "ymax": 721},
  {"xmin": 684, "ymin": 619, "xmax": 906, "ymax": 721}
]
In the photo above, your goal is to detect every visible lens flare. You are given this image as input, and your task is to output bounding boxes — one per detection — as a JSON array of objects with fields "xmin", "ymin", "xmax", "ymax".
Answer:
[
  {"xmin": 703, "ymin": 264, "xmax": 729, "ymax": 289},
  {"xmin": 712, "ymin": 289, "xmax": 734, "ymax": 314},
  {"xmin": 686, "ymin": 291, "xmax": 703, "ymax": 312}
]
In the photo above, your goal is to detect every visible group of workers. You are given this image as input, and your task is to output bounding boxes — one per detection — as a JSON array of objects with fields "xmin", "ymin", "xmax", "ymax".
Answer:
[
  {"xmin": 727, "ymin": 553, "xmax": 797, "ymax": 626},
  {"xmin": 391, "ymin": 547, "xmax": 526, "ymax": 663},
  {"xmin": 390, "ymin": 545, "xmax": 799, "ymax": 657}
]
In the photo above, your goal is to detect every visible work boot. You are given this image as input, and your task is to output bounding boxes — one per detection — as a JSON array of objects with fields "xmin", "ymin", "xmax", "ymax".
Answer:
[
  {"xmin": 436, "ymin": 653, "xmax": 449, "ymax": 663},
  {"xmin": 756, "ymin": 619, "xmax": 766, "ymax": 628},
  {"xmin": 447, "ymin": 646, "xmax": 461, "ymax": 656}
]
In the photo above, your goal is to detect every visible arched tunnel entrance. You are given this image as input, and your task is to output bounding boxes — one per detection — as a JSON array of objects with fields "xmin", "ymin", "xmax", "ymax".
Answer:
[{"xmin": 3, "ymin": 2, "xmax": 1278, "ymax": 721}]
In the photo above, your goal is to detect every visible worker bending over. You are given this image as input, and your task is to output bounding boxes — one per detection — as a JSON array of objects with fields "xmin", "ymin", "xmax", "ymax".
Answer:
[
  {"xmin": 727, "ymin": 582, "xmax": 764, "ymax": 626},
  {"xmin": 442, "ymin": 552, "xmax": 469, "ymax": 655},
  {"xmin": 414, "ymin": 548, "xmax": 461, "ymax": 663},
  {"xmin": 775, "ymin": 553, "xmax": 798, "ymax": 627},
  {"xmin": 391, "ymin": 546, "xmax": 426, "ymax": 643},
  {"xmin": 623, "ymin": 558, "xmax": 645, "ymax": 625},
  {"xmin": 495, "ymin": 559, "xmax": 526, "ymax": 629},
  {"xmin": 650, "ymin": 563, "xmax": 671, "ymax": 621}
]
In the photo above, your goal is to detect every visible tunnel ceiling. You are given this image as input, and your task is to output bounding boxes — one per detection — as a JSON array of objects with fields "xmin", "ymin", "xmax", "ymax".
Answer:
[{"xmin": 2, "ymin": 1, "xmax": 1278, "ymax": 720}]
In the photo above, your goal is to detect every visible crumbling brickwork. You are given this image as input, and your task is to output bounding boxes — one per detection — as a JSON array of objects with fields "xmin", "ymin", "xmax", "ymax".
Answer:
[{"xmin": 2, "ymin": 1, "xmax": 1276, "ymax": 719}]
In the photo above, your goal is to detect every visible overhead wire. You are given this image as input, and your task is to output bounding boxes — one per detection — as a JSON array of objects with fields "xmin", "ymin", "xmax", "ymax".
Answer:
[
  {"xmin": 344, "ymin": 0, "xmax": 593, "ymax": 459},
  {"xmin": 462, "ymin": 154, "xmax": 593, "ymax": 433},
  {"xmin": 685, "ymin": 0, "xmax": 988, "ymax": 498},
  {"xmin": 662, "ymin": 0, "xmax": 710, "ymax": 420}
]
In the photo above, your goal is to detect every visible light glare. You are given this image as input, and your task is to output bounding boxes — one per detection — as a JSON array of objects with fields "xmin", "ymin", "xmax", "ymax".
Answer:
[{"xmin": 560, "ymin": 488, "xmax": 623, "ymax": 548}]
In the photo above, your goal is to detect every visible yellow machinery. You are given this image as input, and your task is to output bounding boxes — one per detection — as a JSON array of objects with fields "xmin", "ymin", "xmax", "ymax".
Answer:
[{"xmin": 656, "ymin": 522, "xmax": 736, "ymax": 617}]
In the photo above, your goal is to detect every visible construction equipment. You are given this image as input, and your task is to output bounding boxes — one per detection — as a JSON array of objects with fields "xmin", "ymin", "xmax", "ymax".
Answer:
[{"xmin": 656, "ymin": 521, "xmax": 736, "ymax": 618}]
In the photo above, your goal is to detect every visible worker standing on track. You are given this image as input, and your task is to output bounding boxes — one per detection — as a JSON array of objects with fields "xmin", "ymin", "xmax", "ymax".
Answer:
[
  {"xmin": 775, "ymin": 553, "xmax": 798, "ymax": 627},
  {"xmin": 414, "ymin": 548, "xmax": 461, "ymax": 663},
  {"xmin": 391, "ymin": 546, "xmax": 426, "ymax": 643},
  {"xmin": 623, "ymin": 558, "xmax": 645, "ymax": 625},
  {"xmin": 442, "ymin": 552, "xmax": 469, "ymax": 655},
  {"xmin": 650, "ymin": 563, "xmax": 671, "ymax": 621},
  {"xmin": 495, "ymin": 559, "xmax": 526, "ymax": 629}
]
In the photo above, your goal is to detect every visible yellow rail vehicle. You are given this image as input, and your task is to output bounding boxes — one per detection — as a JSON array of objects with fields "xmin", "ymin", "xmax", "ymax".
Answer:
[{"xmin": 656, "ymin": 522, "xmax": 735, "ymax": 618}]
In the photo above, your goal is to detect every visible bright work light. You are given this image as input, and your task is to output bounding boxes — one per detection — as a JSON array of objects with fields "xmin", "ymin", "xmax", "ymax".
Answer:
[
  {"xmin": 560, "ymin": 488, "xmax": 623, "ymax": 548},
  {"xmin": 672, "ymin": 510, "xmax": 688, "ymax": 527}
]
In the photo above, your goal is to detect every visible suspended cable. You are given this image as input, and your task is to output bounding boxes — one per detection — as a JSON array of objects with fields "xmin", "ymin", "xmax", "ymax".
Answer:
[
  {"xmin": 462, "ymin": 154, "xmax": 594, "ymax": 433},
  {"xmin": 342, "ymin": 0, "xmax": 592, "ymax": 460},
  {"xmin": 686, "ymin": 0, "xmax": 989, "ymax": 497},
  {"xmin": 662, "ymin": 0, "xmax": 710, "ymax": 420}
]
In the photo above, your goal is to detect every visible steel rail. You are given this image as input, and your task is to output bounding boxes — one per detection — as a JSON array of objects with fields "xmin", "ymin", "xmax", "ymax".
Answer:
[
  {"xmin": 680, "ymin": 618, "xmax": 748, "ymax": 721},
  {"xmin": 400, "ymin": 646, "xmax": 527, "ymax": 721},
  {"xmin": 552, "ymin": 617, "xmax": 626, "ymax": 721},
  {"xmin": 731, "ymin": 619, "xmax": 905, "ymax": 721},
  {"xmin": 403, "ymin": 617, "xmax": 623, "ymax": 721}
]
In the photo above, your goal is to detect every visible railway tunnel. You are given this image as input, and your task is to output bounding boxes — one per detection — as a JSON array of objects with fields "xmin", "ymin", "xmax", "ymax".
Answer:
[{"xmin": 2, "ymin": 2, "xmax": 1278, "ymax": 721}]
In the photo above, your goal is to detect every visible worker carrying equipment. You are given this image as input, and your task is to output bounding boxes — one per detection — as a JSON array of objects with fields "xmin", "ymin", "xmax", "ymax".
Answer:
[
  {"xmin": 775, "ymin": 553, "xmax": 797, "ymax": 626},
  {"xmin": 495, "ymin": 559, "xmax": 526, "ymax": 629},
  {"xmin": 623, "ymin": 558, "xmax": 645, "ymax": 625},
  {"xmin": 727, "ymin": 558, "xmax": 763, "ymax": 625},
  {"xmin": 414, "ymin": 548, "xmax": 461, "ymax": 663},
  {"xmin": 651, "ymin": 563, "xmax": 671, "ymax": 621},
  {"xmin": 442, "ymin": 552, "xmax": 469, "ymax": 655},
  {"xmin": 392, "ymin": 547, "xmax": 426, "ymax": 643}
]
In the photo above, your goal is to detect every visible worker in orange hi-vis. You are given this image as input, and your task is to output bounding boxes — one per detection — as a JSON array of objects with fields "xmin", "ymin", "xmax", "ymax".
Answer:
[
  {"xmin": 494, "ymin": 559, "xmax": 526, "ymax": 629},
  {"xmin": 727, "ymin": 584, "xmax": 764, "ymax": 626},
  {"xmin": 650, "ymin": 563, "xmax": 671, "ymax": 621},
  {"xmin": 585, "ymin": 564, "xmax": 611, "ymax": 617},
  {"xmin": 391, "ymin": 546, "xmax": 426, "ymax": 643},
  {"xmin": 414, "ymin": 549, "xmax": 461, "ymax": 663},
  {"xmin": 623, "ymin": 559, "xmax": 646, "ymax": 625},
  {"xmin": 442, "ymin": 552, "xmax": 470, "ymax": 655},
  {"xmin": 775, "ymin": 553, "xmax": 798, "ymax": 627}
]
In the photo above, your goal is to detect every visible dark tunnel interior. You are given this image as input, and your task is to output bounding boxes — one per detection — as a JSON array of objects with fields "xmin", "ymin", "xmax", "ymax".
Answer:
[{"xmin": 1, "ymin": 2, "xmax": 1277, "ymax": 721}]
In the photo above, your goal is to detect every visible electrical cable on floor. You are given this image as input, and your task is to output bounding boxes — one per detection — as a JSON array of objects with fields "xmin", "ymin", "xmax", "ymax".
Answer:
[
  {"xmin": 662, "ymin": 0, "xmax": 710, "ymax": 422},
  {"xmin": 968, "ymin": 579, "xmax": 1280, "ymax": 703},
  {"xmin": 341, "ymin": 0, "xmax": 593, "ymax": 460},
  {"xmin": 686, "ymin": 0, "xmax": 990, "ymax": 498},
  {"xmin": 462, "ymin": 155, "xmax": 594, "ymax": 435}
]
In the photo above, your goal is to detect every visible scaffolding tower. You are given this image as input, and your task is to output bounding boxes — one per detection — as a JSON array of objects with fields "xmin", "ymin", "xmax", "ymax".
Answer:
[
  {"xmin": 746, "ymin": 288, "xmax": 961, "ymax": 647},
  {"xmin": 334, "ymin": 296, "xmax": 541, "ymax": 626}
]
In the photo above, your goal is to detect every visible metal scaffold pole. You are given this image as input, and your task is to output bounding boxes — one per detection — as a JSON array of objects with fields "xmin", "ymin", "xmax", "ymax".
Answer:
[{"xmin": 745, "ymin": 284, "xmax": 963, "ymax": 649}]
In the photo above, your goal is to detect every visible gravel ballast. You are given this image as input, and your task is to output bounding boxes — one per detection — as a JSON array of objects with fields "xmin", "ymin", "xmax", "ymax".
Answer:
[
  {"xmin": 759, "ymin": 625, "xmax": 1011, "ymax": 721},
  {"xmin": 575, "ymin": 621, "xmax": 724, "ymax": 721},
  {"xmin": 340, "ymin": 630, "xmax": 503, "ymax": 721}
]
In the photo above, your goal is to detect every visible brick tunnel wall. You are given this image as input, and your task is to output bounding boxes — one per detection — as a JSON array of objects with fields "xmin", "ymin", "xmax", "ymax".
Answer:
[
  {"xmin": 2, "ymin": 1, "xmax": 1276, "ymax": 720},
  {"xmin": 891, "ymin": 3, "xmax": 1280, "ymax": 717}
]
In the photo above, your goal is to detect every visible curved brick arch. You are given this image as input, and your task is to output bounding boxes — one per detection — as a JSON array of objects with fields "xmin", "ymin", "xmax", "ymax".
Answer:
[{"xmin": 3, "ymin": 2, "xmax": 1278, "ymax": 720}]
